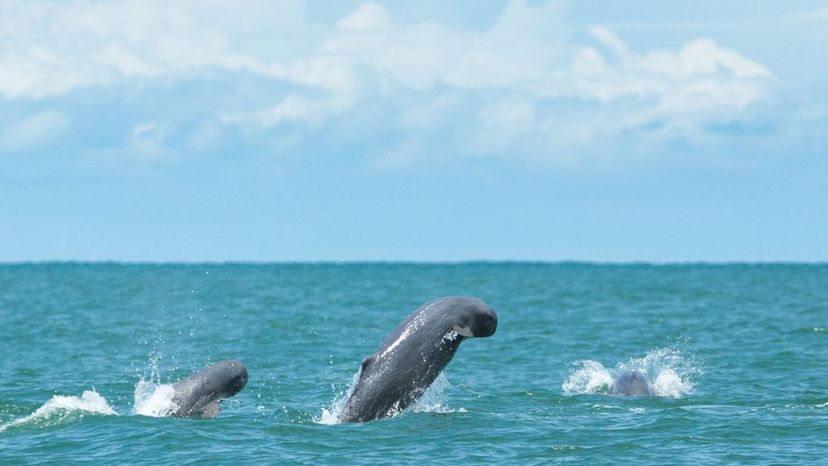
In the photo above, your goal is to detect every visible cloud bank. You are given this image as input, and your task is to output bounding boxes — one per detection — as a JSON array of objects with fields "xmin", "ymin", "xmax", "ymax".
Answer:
[{"xmin": 0, "ymin": 0, "xmax": 787, "ymax": 165}]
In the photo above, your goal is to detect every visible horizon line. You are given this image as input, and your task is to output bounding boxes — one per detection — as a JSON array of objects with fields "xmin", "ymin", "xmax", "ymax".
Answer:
[{"xmin": 1, "ymin": 259, "xmax": 827, "ymax": 266}]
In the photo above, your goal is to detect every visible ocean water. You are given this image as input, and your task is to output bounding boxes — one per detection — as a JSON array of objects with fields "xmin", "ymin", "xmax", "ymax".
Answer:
[{"xmin": 0, "ymin": 263, "xmax": 825, "ymax": 465}]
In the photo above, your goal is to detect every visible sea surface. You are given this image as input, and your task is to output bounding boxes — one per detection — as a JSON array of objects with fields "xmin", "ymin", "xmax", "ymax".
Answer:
[{"xmin": 0, "ymin": 263, "xmax": 825, "ymax": 465}]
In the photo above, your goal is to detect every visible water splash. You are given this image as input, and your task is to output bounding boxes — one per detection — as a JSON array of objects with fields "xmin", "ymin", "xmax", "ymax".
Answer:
[
  {"xmin": 562, "ymin": 347, "xmax": 701, "ymax": 398},
  {"xmin": 411, "ymin": 373, "xmax": 465, "ymax": 415},
  {"xmin": 317, "ymin": 370, "xmax": 361, "ymax": 425},
  {"xmin": 317, "ymin": 371, "xmax": 462, "ymax": 424},
  {"xmin": 132, "ymin": 379, "xmax": 177, "ymax": 417},
  {"xmin": 561, "ymin": 360, "xmax": 614, "ymax": 394},
  {"xmin": 131, "ymin": 352, "xmax": 183, "ymax": 417},
  {"xmin": 0, "ymin": 390, "xmax": 116, "ymax": 433},
  {"xmin": 622, "ymin": 347, "xmax": 700, "ymax": 397},
  {"xmin": 652, "ymin": 367, "xmax": 688, "ymax": 397}
]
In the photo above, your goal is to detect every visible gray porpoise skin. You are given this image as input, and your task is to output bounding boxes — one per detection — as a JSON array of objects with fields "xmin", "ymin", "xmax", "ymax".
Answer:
[
  {"xmin": 609, "ymin": 370, "xmax": 654, "ymax": 396},
  {"xmin": 170, "ymin": 360, "xmax": 248, "ymax": 418},
  {"xmin": 338, "ymin": 296, "xmax": 498, "ymax": 423}
]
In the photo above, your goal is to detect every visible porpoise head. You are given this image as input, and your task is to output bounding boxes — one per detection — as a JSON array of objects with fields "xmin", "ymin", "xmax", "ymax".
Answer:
[
  {"xmin": 215, "ymin": 360, "xmax": 249, "ymax": 397},
  {"xmin": 443, "ymin": 296, "xmax": 498, "ymax": 338},
  {"xmin": 169, "ymin": 359, "xmax": 249, "ymax": 418},
  {"xmin": 610, "ymin": 369, "xmax": 653, "ymax": 396}
]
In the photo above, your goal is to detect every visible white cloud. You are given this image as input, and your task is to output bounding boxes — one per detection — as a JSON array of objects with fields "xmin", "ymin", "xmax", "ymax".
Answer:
[
  {"xmin": 0, "ymin": 111, "xmax": 69, "ymax": 153},
  {"xmin": 0, "ymin": 0, "xmax": 782, "ymax": 165},
  {"xmin": 224, "ymin": 93, "xmax": 354, "ymax": 127},
  {"xmin": 471, "ymin": 98, "xmax": 537, "ymax": 154},
  {"xmin": 128, "ymin": 121, "xmax": 175, "ymax": 159},
  {"xmin": 0, "ymin": 0, "xmax": 316, "ymax": 98},
  {"xmin": 564, "ymin": 28, "xmax": 775, "ymax": 140},
  {"xmin": 322, "ymin": 0, "xmax": 570, "ymax": 92},
  {"xmin": 337, "ymin": 2, "xmax": 392, "ymax": 32}
]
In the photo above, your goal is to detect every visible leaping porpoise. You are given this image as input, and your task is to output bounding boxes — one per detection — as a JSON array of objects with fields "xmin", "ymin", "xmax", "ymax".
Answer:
[
  {"xmin": 609, "ymin": 370, "xmax": 654, "ymax": 396},
  {"xmin": 169, "ymin": 360, "xmax": 248, "ymax": 418},
  {"xmin": 338, "ymin": 296, "xmax": 498, "ymax": 423}
]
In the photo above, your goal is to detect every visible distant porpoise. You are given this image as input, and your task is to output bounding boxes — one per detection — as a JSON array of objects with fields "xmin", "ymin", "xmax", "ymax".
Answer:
[
  {"xmin": 169, "ymin": 360, "xmax": 248, "ymax": 418},
  {"xmin": 338, "ymin": 296, "xmax": 498, "ymax": 423},
  {"xmin": 609, "ymin": 370, "xmax": 654, "ymax": 396}
]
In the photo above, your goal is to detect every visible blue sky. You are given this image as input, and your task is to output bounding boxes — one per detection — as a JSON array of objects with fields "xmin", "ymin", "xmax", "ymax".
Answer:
[{"xmin": 1, "ymin": 0, "xmax": 826, "ymax": 262}]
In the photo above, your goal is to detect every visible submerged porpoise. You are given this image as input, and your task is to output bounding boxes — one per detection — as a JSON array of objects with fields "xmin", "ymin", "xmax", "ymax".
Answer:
[
  {"xmin": 338, "ymin": 297, "xmax": 498, "ymax": 423},
  {"xmin": 609, "ymin": 370, "xmax": 654, "ymax": 396}
]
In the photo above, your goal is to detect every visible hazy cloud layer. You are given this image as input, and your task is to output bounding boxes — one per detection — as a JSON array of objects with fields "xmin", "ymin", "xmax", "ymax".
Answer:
[{"xmin": 0, "ymin": 0, "xmax": 800, "ymax": 165}]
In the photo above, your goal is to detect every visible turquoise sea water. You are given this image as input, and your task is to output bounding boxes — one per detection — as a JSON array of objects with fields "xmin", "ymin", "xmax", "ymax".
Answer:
[{"xmin": 0, "ymin": 263, "xmax": 825, "ymax": 465}]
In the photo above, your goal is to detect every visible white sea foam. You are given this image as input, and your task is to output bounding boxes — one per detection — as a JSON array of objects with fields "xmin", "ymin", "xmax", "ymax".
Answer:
[
  {"xmin": 561, "ymin": 360, "xmax": 614, "ymax": 394},
  {"xmin": 652, "ymin": 367, "xmax": 691, "ymax": 397},
  {"xmin": 411, "ymin": 373, "xmax": 464, "ymax": 414},
  {"xmin": 317, "ymin": 370, "xmax": 362, "ymax": 425},
  {"xmin": 562, "ymin": 347, "xmax": 701, "ymax": 398},
  {"xmin": 132, "ymin": 379, "xmax": 177, "ymax": 417},
  {"xmin": 317, "ymin": 398, "xmax": 345, "ymax": 425},
  {"xmin": 317, "ymin": 371, "xmax": 461, "ymax": 424},
  {"xmin": 130, "ymin": 352, "xmax": 181, "ymax": 417},
  {"xmin": 0, "ymin": 390, "xmax": 116, "ymax": 432}
]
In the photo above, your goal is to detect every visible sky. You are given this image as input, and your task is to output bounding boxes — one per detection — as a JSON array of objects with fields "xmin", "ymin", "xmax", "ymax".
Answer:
[{"xmin": 1, "ymin": 0, "xmax": 826, "ymax": 262}]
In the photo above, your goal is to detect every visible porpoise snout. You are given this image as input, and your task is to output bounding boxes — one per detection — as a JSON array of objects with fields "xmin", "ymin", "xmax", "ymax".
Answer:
[
  {"xmin": 476, "ymin": 307, "xmax": 498, "ymax": 337},
  {"xmin": 448, "ymin": 296, "xmax": 497, "ymax": 338},
  {"xmin": 219, "ymin": 360, "xmax": 248, "ymax": 395}
]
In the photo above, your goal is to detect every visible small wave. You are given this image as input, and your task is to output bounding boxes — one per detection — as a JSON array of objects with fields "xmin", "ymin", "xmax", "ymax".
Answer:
[
  {"xmin": 0, "ymin": 390, "xmax": 116, "ymax": 433},
  {"xmin": 562, "ymin": 347, "xmax": 701, "ymax": 398},
  {"xmin": 132, "ymin": 379, "xmax": 177, "ymax": 417}
]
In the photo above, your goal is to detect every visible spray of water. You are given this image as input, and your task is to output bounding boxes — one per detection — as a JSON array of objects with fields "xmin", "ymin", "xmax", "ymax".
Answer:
[
  {"xmin": 317, "ymin": 370, "xmax": 461, "ymax": 424},
  {"xmin": 561, "ymin": 360, "xmax": 615, "ymax": 394},
  {"xmin": 317, "ymin": 370, "xmax": 361, "ymax": 425},
  {"xmin": 0, "ymin": 390, "xmax": 116, "ymax": 433},
  {"xmin": 562, "ymin": 347, "xmax": 701, "ymax": 398},
  {"xmin": 411, "ymin": 373, "xmax": 465, "ymax": 414},
  {"xmin": 1, "ymin": 355, "xmax": 210, "ymax": 431},
  {"xmin": 131, "ymin": 351, "xmax": 180, "ymax": 417},
  {"xmin": 132, "ymin": 379, "xmax": 178, "ymax": 417}
]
